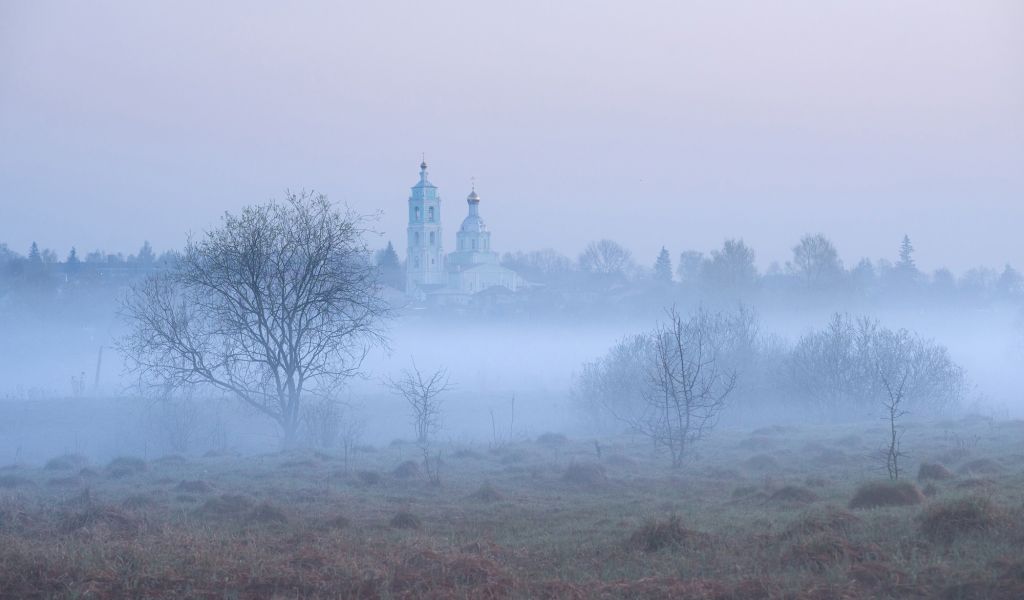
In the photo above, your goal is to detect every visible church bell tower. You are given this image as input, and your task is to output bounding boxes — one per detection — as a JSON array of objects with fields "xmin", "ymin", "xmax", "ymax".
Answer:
[{"xmin": 406, "ymin": 159, "xmax": 445, "ymax": 292}]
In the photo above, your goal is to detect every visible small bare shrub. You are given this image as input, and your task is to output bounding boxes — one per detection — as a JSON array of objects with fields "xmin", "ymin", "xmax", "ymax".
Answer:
[{"xmin": 848, "ymin": 481, "xmax": 924, "ymax": 509}]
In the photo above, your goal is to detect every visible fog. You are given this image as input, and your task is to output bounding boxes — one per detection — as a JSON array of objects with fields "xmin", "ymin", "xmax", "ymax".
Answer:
[{"xmin": 5, "ymin": 4, "xmax": 1024, "ymax": 595}]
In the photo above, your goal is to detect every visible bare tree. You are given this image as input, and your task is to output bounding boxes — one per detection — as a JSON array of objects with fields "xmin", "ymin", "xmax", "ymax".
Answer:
[
  {"xmin": 578, "ymin": 239, "xmax": 635, "ymax": 276},
  {"xmin": 386, "ymin": 362, "xmax": 452, "ymax": 445},
  {"xmin": 634, "ymin": 307, "xmax": 736, "ymax": 468},
  {"xmin": 869, "ymin": 327, "xmax": 966, "ymax": 479},
  {"xmin": 118, "ymin": 192, "xmax": 389, "ymax": 447}
]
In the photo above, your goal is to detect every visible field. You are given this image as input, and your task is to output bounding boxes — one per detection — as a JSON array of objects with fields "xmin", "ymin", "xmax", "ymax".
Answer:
[{"xmin": 2, "ymin": 416, "xmax": 1024, "ymax": 599}]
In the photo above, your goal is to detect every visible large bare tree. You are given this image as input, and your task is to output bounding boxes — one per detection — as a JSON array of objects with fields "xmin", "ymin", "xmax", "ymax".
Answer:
[
  {"xmin": 119, "ymin": 191, "xmax": 389, "ymax": 446},
  {"xmin": 635, "ymin": 308, "xmax": 737, "ymax": 468}
]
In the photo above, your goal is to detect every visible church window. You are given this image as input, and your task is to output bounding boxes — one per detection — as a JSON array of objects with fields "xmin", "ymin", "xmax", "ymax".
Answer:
[
  {"xmin": 415, "ymin": 207, "xmax": 421, "ymax": 221},
  {"xmin": 429, "ymin": 231, "xmax": 435, "ymax": 245},
  {"xmin": 428, "ymin": 207, "xmax": 434, "ymax": 221},
  {"xmin": 414, "ymin": 257, "xmax": 419, "ymax": 268},
  {"xmin": 414, "ymin": 232, "xmax": 420, "ymax": 245},
  {"xmin": 472, "ymin": 239, "xmax": 477, "ymax": 249}
]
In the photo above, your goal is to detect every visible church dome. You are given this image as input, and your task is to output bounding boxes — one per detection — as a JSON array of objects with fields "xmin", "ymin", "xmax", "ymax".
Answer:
[
  {"xmin": 460, "ymin": 214, "xmax": 487, "ymax": 233},
  {"xmin": 467, "ymin": 189, "xmax": 480, "ymax": 203}
]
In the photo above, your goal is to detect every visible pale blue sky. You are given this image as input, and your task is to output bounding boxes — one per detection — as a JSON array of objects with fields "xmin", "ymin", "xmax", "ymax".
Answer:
[{"xmin": 1, "ymin": 1, "xmax": 1021, "ymax": 272}]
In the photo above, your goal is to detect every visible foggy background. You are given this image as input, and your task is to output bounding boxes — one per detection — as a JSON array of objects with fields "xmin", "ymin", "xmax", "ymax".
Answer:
[
  {"xmin": 1, "ymin": 2, "xmax": 1023, "ymax": 464},
  {"xmin": 2, "ymin": 1, "xmax": 1023, "ymax": 271}
]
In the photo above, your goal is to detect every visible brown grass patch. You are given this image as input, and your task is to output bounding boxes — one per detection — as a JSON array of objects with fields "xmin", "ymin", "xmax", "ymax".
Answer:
[
  {"xmin": 781, "ymin": 507, "xmax": 860, "ymax": 540},
  {"xmin": 105, "ymin": 456, "xmax": 147, "ymax": 479},
  {"xmin": 918, "ymin": 496, "xmax": 1004, "ymax": 543},
  {"xmin": 782, "ymin": 533, "xmax": 883, "ymax": 572},
  {"xmin": 628, "ymin": 515, "xmax": 711, "ymax": 553},
  {"xmin": 60, "ymin": 505, "xmax": 140, "ymax": 536},
  {"xmin": 848, "ymin": 481, "xmax": 924, "ymax": 509},
  {"xmin": 390, "ymin": 549, "xmax": 513, "ymax": 598},
  {"xmin": 246, "ymin": 502, "xmax": 288, "ymax": 525},
  {"xmin": 194, "ymin": 494, "xmax": 254, "ymax": 519}
]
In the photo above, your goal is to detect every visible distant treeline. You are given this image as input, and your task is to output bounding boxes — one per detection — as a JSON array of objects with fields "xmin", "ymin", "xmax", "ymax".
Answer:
[{"xmin": 2, "ymin": 233, "xmax": 1023, "ymax": 316}]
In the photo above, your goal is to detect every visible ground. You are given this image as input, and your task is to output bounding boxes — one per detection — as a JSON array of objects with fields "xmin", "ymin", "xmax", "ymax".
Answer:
[{"xmin": 2, "ymin": 415, "xmax": 1024, "ymax": 599}]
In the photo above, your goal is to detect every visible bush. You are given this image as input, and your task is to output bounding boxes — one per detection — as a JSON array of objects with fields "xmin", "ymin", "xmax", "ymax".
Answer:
[
  {"xmin": 106, "ymin": 457, "xmax": 147, "ymax": 478},
  {"xmin": 918, "ymin": 496, "xmax": 1003, "ymax": 543},
  {"xmin": 848, "ymin": 481, "xmax": 924, "ymax": 509},
  {"xmin": 194, "ymin": 494, "xmax": 253, "ymax": 519},
  {"xmin": 781, "ymin": 507, "xmax": 860, "ymax": 540}
]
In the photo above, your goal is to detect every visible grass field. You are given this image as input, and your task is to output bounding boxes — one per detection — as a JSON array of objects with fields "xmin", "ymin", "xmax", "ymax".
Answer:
[{"xmin": 2, "ymin": 415, "xmax": 1024, "ymax": 598}]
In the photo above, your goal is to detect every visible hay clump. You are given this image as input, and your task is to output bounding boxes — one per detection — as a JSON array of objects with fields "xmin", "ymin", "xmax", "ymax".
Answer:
[
  {"xmin": 175, "ymin": 480, "xmax": 213, "ymax": 493},
  {"xmin": 917, "ymin": 462, "xmax": 954, "ymax": 481},
  {"xmin": 744, "ymin": 454, "xmax": 779, "ymax": 471},
  {"xmin": 356, "ymin": 470, "xmax": 382, "ymax": 485},
  {"xmin": 848, "ymin": 481, "xmax": 924, "ymax": 509},
  {"xmin": 918, "ymin": 496, "xmax": 1004, "ymax": 543},
  {"xmin": 194, "ymin": 494, "xmax": 254, "ymax": 519},
  {"xmin": 628, "ymin": 516, "xmax": 711, "ymax": 553},
  {"xmin": 246, "ymin": 502, "xmax": 288, "ymax": 525},
  {"xmin": 562, "ymin": 462, "xmax": 607, "ymax": 485},
  {"xmin": 781, "ymin": 507, "xmax": 860, "ymax": 540},
  {"xmin": 536, "ymin": 432, "xmax": 569, "ymax": 446},
  {"xmin": 44, "ymin": 454, "xmax": 89, "ymax": 471},
  {"xmin": 0, "ymin": 475, "xmax": 33, "ymax": 489},
  {"xmin": 105, "ymin": 456, "xmax": 147, "ymax": 478},
  {"xmin": 392, "ymin": 460, "xmax": 420, "ymax": 479},
  {"xmin": 770, "ymin": 485, "xmax": 819, "ymax": 504},
  {"xmin": 390, "ymin": 511, "xmax": 422, "ymax": 530},
  {"xmin": 957, "ymin": 458, "xmax": 1003, "ymax": 476},
  {"xmin": 469, "ymin": 481, "xmax": 504, "ymax": 503}
]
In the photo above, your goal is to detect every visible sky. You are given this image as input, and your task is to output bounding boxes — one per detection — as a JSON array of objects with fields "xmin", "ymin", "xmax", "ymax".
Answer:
[{"xmin": 1, "ymin": 1, "xmax": 1022, "ymax": 273}]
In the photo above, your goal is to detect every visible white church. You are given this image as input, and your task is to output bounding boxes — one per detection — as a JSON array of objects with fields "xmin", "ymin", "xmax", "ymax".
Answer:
[{"xmin": 405, "ymin": 160, "xmax": 520, "ymax": 303}]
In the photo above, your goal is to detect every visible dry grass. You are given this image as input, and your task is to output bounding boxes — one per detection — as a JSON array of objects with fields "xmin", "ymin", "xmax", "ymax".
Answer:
[
  {"xmin": 2, "ymin": 417, "xmax": 1024, "ymax": 598},
  {"xmin": 917, "ymin": 462, "xmax": 955, "ymax": 481}
]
